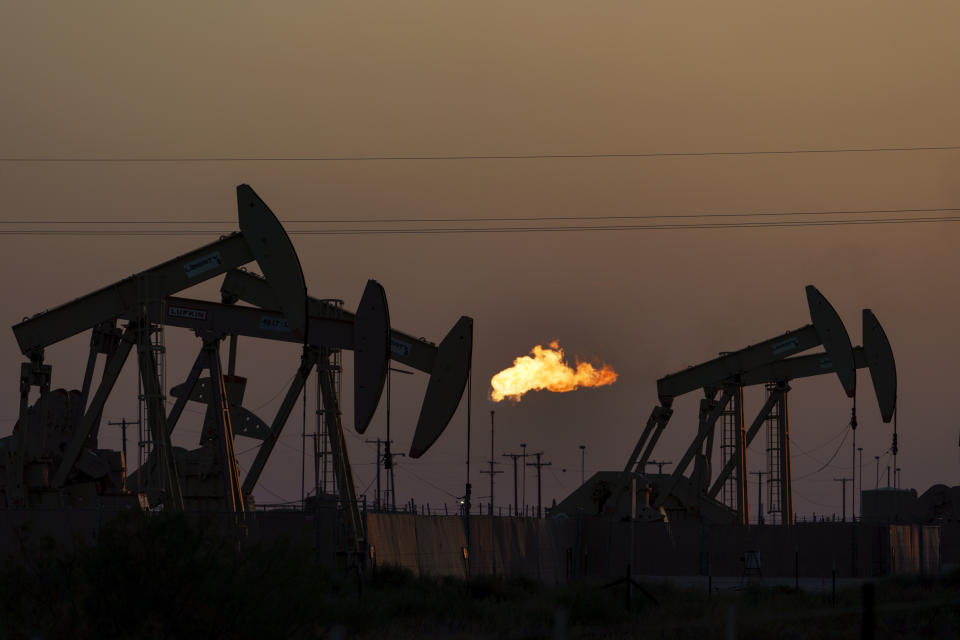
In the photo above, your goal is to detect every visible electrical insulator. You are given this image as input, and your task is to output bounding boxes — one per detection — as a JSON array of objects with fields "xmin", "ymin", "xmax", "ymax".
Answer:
[{"xmin": 892, "ymin": 433, "xmax": 898, "ymax": 456}]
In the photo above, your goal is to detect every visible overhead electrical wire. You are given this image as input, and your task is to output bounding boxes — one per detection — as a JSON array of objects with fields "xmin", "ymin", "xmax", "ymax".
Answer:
[
  {"xmin": 2, "ymin": 143, "xmax": 959, "ymax": 162},
  {"xmin": 1, "ymin": 214, "xmax": 960, "ymax": 236},
  {"xmin": 794, "ymin": 424, "xmax": 852, "ymax": 481},
  {"xmin": 3, "ymin": 206, "xmax": 959, "ymax": 226}
]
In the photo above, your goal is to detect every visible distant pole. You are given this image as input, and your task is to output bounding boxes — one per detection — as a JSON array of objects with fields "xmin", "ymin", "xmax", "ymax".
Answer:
[
  {"xmin": 464, "ymin": 364, "xmax": 472, "ymax": 577},
  {"xmin": 480, "ymin": 411, "xmax": 502, "ymax": 513},
  {"xmin": 895, "ymin": 468, "xmax": 901, "ymax": 489},
  {"xmin": 487, "ymin": 411, "xmax": 495, "ymax": 511},
  {"xmin": 580, "ymin": 444, "xmax": 586, "ymax": 485},
  {"xmin": 313, "ymin": 432, "xmax": 320, "ymax": 500},
  {"xmin": 520, "ymin": 442, "xmax": 527, "ymax": 514},
  {"xmin": 646, "ymin": 460, "xmax": 672, "ymax": 475},
  {"xmin": 108, "ymin": 418, "xmax": 140, "ymax": 482},
  {"xmin": 386, "ymin": 367, "xmax": 391, "ymax": 506},
  {"xmin": 887, "ymin": 466, "xmax": 891, "ymax": 489},
  {"xmin": 385, "ymin": 367, "xmax": 413, "ymax": 513},
  {"xmin": 750, "ymin": 470, "xmax": 767, "ymax": 525},
  {"xmin": 385, "ymin": 443, "xmax": 405, "ymax": 512},
  {"xmin": 891, "ymin": 411, "xmax": 898, "ymax": 492},
  {"xmin": 850, "ymin": 404, "xmax": 858, "ymax": 524},
  {"xmin": 875, "ymin": 456, "xmax": 880, "ymax": 489},
  {"xmin": 527, "ymin": 452, "xmax": 552, "ymax": 518},
  {"xmin": 502, "ymin": 452, "xmax": 522, "ymax": 516},
  {"xmin": 466, "ymin": 369, "xmax": 472, "ymax": 497},
  {"xmin": 857, "ymin": 447, "xmax": 863, "ymax": 521},
  {"xmin": 364, "ymin": 437, "xmax": 382, "ymax": 510},
  {"xmin": 833, "ymin": 478, "xmax": 851, "ymax": 521}
]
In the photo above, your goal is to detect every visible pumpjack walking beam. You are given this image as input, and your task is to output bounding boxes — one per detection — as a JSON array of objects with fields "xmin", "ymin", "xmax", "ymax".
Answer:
[
  {"xmin": 13, "ymin": 185, "xmax": 308, "ymax": 357},
  {"xmin": 625, "ymin": 286, "xmax": 855, "ymax": 477},
  {"xmin": 630, "ymin": 287, "xmax": 898, "ymax": 527},
  {"xmin": 706, "ymin": 322, "xmax": 897, "ymax": 508},
  {"xmin": 129, "ymin": 283, "xmax": 392, "ymax": 434},
  {"xmin": 221, "ymin": 268, "xmax": 474, "ymax": 458}
]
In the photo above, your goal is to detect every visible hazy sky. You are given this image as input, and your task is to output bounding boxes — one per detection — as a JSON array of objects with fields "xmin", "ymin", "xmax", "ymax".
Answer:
[{"xmin": 2, "ymin": 3, "xmax": 959, "ymax": 518}]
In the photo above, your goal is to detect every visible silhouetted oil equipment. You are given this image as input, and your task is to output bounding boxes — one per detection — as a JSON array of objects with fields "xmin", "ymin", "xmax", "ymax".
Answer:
[
  {"xmin": 2, "ymin": 185, "xmax": 473, "ymax": 555},
  {"xmin": 122, "ymin": 279, "xmax": 390, "ymax": 525},
  {"xmin": 552, "ymin": 285, "xmax": 897, "ymax": 527},
  {"xmin": 219, "ymin": 268, "xmax": 473, "ymax": 459},
  {"xmin": 6, "ymin": 185, "xmax": 307, "ymax": 513}
]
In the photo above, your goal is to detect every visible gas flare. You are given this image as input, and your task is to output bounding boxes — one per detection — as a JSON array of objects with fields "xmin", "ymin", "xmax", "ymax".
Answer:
[{"xmin": 490, "ymin": 341, "xmax": 618, "ymax": 402}]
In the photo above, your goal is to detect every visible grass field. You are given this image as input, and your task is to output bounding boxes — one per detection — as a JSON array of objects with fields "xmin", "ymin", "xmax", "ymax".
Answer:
[{"xmin": 1, "ymin": 512, "xmax": 956, "ymax": 639}]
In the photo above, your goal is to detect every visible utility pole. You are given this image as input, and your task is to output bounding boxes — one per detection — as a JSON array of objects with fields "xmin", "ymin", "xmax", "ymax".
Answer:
[
  {"xmin": 385, "ymin": 366, "xmax": 413, "ymax": 512},
  {"xmin": 875, "ymin": 455, "xmax": 880, "ymax": 489},
  {"xmin": 579, "ymin": 444, "xmax": 586, "ymax": 485},
  {"xmin": 502, "ymin": 452, "xmax": 523, "ymax": 516},
  {"xmin": 479, "ymin": 411, "xmax": 502, "ymax": 513},
  {"xmin": 464, "ymin": 366, "xmax": 472, "ymax": 578},
  {"xmin": 384, "ymin": 442, "xmax": 405, "ymax": 512},
  {"xmin": 520, "ymin": 442, "xmax": 527, "ymax": 515},
  {"xmin": 750, "ymin": 470, "xmax": 767, "ymax": 525},
  {"xmin": 850, "ymin": 405, "xmax": 858, "ymax": 525},
  {"xmin": 857, "ymin": 447, "xmax": 863, "ymax": 521},
  {"xmin": 108, "ymin": 417, "xmax": 139, "ymax": 484},
  {"xmin": 646, "ymin": 460, "xmax": 672, "ymax": 475},
  {"xmin": 833, "ymin": 477, "xmax": 851, "ymax": 522},
  {"xmin": 526, "ymin": 452, "xmax": 551, "ymax": 518},
  {"xmin": 365, "ymin": 437, "xmax": 382, "ymax": 510}
]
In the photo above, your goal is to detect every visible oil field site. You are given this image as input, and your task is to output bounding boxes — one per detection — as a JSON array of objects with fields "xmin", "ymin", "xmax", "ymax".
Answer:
[{"xmin": 4, "ymin": 3, "xmax": 960, "ymax": 639}]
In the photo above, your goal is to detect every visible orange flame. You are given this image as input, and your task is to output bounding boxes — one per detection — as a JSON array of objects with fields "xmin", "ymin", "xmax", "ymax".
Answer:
[{"xmin": 490, "ymin": 341, "xmax": 618, "ymax": 402}]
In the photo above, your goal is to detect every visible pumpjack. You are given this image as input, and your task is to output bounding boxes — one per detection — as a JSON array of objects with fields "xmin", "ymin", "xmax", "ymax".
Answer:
[
  {"xmin": 1, "ymin": 185, "xmax": 473, "ymax": 553},
  {"xmin": 552, "ymin": 286, "xmax": 896, "ymax": 526}
]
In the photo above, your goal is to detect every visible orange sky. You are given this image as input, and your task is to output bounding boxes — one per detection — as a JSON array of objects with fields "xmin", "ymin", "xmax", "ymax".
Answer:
[{"xmin": 1, "ymin": 3, "xmax": 959, "ymax": 516}]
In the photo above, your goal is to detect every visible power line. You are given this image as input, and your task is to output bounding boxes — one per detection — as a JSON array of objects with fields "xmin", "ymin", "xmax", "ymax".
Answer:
[
  {"xmin": 2, "ymin": 144, "xmax": 959, "ymax": 163},
  {"xmin": 1, "ymin": 215, "xmax": 960, "ymax": 236},
  {"xmin": 3, "ymin": 205, "xmax": 959, "ymax": 226}
]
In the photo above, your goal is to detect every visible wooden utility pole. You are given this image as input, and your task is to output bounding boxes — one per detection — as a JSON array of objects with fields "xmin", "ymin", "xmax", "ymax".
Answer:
[
  {"xmin": 502, "ymin": 452, "xmax": 523, "ymax": 516},
  {"xmin": 750, "ymin": 470, "xmax": 767, "ymax": 525},
  {"xmin": 479, "ymin": 411, "xmax": 502, "ymax": 513},
  {"xmin": 526, "ymin": 452, "xmax": 552, "ymax": 518},
  {"xmin": 364, "ymin": 437, "xmax": 382, "ymax": 510},
  {"xmin": 108, "ymin": 417, "xmax": 140, "ymax": 485},
  {"xmin": 833, "ymin": 477, "xmax": 851, "ymax": 522}
]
